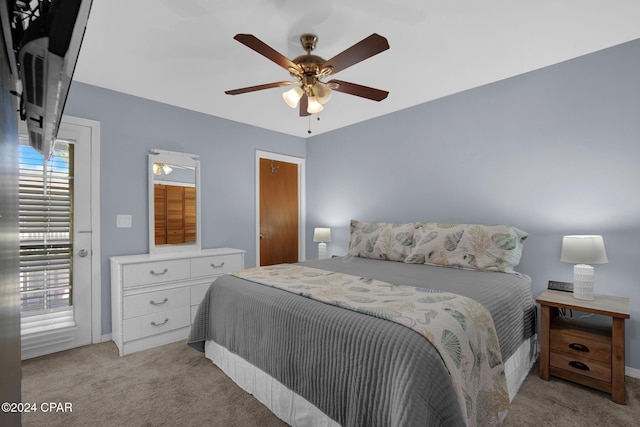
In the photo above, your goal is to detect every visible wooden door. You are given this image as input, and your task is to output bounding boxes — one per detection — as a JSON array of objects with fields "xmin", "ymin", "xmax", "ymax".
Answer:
[{"xmin": 260, "ymin": 158, "xmax": 298, "ymax": 266}]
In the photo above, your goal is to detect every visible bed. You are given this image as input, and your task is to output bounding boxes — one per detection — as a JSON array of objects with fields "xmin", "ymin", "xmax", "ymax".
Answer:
[{"xmin": 188, "ymin": 221, "xmax": 537, "ymax": 427}]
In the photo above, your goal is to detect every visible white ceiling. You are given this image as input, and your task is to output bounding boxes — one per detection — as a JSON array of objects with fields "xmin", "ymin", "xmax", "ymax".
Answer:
[{"xmin": 73, "ymin": 0, "xmax": 640, "ymax": 137}]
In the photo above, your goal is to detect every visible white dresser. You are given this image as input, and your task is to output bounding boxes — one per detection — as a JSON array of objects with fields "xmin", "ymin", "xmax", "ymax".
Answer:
[{"xmin": 111, "ymin": 247, "xmax": 245, "ymax": 356}]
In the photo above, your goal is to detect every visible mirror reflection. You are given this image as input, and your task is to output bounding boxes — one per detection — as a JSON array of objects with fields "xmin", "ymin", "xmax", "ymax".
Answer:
[
  {"xmin": 149, "ymin": 149, "xmax": 201, "ymax": 253},
  {"xmin": 153, "ymin": 163, "xmax": 196, "ymax": 245}
]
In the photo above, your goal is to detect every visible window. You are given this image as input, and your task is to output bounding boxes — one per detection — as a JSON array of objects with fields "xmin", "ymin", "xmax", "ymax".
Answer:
[{"xmin": 18, "ymin": 137, "xmax": 75, "ymax": 334}]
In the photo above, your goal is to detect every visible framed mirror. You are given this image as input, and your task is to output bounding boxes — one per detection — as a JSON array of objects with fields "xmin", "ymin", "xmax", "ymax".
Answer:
[{"xmin": 148, "ymin": 149, "xmax": 201, "ymax": 253}]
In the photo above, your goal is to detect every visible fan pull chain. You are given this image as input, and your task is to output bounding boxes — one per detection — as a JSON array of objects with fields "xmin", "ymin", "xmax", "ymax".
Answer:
[{"xmin": 307, "ymin": 113, "xmax": 321, "ymax": 134}]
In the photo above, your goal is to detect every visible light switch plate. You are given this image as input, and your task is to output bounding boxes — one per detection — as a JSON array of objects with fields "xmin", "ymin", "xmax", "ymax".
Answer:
[
  {"xmin": 116, "ymin": 214, "xmax": 132, "ymax": 228},
  {"xmin": 548, "ymin": 280, "xmax": 573, "ymax": 292}
]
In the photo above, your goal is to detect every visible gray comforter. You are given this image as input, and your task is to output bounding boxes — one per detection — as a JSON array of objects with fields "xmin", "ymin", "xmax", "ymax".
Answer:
[{"xmin": 188, "ymin": 257, "xmax": 535, "ymax": 427}]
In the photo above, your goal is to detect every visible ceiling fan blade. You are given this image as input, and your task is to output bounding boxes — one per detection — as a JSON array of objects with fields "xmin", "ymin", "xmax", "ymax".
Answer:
[
  {"xmin": 234, "ymin": 34, "xmax": 301, "ymax": 73},
  {"xmin": 225, "ymin": 81, "xmax": 294, "ymax": 95},
  {"xmin": 328, "ymin": 80, "xmax": 389, "ymax": 101},
  {"xmin": 299, "ymin": 94, "xmax": 310, "ymax": 116},
  {"xmin": 321, "ymin": 34, "xmax": 389, "ymax": 75}
]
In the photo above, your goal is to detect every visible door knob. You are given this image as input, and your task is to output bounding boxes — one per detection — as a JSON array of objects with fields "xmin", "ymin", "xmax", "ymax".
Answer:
[
  {"xmin": 260, "ymin": 234, "xmax": 265, "ymax": 240},
  {"xmin": 78, "ymin": 249, "xmax": 89, "ymax": 257}
]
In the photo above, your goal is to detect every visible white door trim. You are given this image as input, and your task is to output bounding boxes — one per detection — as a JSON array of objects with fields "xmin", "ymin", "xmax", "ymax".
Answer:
[
  {"xmin": 255, "ymin": 150, "xmax": 305, "ymax": 267},
  {"xmin": 19, "ymin": 115, "xmax": 101, "ymax": 359},
  {"xmin": 62, "ymin": 115, "xmax": 101, "ymax": 344}
]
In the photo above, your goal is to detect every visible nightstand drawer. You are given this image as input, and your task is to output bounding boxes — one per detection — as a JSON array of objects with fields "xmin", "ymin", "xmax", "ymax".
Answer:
[
  {"xmin": 551, "ymin": 351, "xmax": 611, "ymax": 382},
  {"xmin": 123, "ymin": 307, "xmax": 190, "ymax": 341},
  {"xmin": 550, "ymin": 321, "xmax": 611, "ymax": 364},
  {"xmin": 123, "ymin": 287, "xmax": 190, "ymax": 319},
  {"xmin": 190, "ymin": 253, "xmax": 243, "ymax": 278}
]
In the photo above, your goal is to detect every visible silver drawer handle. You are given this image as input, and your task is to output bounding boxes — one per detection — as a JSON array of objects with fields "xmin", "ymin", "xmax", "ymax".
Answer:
[
  {"xmin": 149, "ymin": 297, "xmax": 168, "ymax": 306},
  {"xmin": 210, "ymin": 262, "xmax": 225, "ymax": 268},
  {"xmin": 151, "ymin": 318, "xmax": 169, "ymax": 327},
  {"xmin": 150, "ymin": 268, "xmax": 168, "ymax": 276}
]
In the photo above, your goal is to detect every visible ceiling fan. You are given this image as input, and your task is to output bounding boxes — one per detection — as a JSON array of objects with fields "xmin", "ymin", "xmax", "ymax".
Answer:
[{"xmin": 225, "ymin": 33, "xmax": 390, "ymax": 117}]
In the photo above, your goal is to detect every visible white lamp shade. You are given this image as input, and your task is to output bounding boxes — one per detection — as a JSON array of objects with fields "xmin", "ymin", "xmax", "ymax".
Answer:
[
  {"xmin": 560, "ymin": 235, "xmax": 608, "ymax": 264},
  {"xmin": 282, "ymin": 86, "xmax": 304, "ymax": 108},
  {"xmin": 307, "ymin": 96, "xmax": 324, "ymax": 114},
  {"xmin": 313, "ymin": 227, "xmax": 332, "ymax": 243},
  {"xmin": 313, "ymin": 83, "xmax": 332, "ymax": 104}
]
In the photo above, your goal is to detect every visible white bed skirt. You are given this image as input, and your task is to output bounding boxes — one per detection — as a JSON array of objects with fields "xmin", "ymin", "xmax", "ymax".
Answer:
[{"xmin": 204, "ymin": 335, "xmax": 538, "ymax": 426}]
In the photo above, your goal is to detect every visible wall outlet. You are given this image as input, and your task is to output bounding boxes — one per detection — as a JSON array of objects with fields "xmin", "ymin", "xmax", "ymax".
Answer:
[{"xmin": 548, "ymin": 280, "xmax": 573, "ymax": 292}]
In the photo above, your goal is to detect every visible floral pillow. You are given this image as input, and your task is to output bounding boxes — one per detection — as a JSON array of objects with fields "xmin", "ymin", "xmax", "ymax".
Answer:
[
  {"xmin": 405, "ymin": 223, "xmax": 528, "ymax": 273},
  {"xmin": 348, "ymin": 220, "xmax": 415, "ymax": 262}
]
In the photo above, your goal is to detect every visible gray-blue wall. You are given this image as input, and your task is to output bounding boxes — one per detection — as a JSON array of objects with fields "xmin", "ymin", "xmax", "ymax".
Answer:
[
  {"xmin": 66, "ymin": 38, "xmax": 639, "ymax": 371},
  {"xmin": 306, "ymin": 39, "xmax": 640, "ymax": 370},
  {"xmin": 64, "ymin": 84, "xmax": 306, "ymax": 336}
]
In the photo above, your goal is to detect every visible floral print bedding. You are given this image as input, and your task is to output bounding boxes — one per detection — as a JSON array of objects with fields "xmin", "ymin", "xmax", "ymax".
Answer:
[{"xmin": 234, "ymin": 264, "xmax": 510, "ymax": 426}]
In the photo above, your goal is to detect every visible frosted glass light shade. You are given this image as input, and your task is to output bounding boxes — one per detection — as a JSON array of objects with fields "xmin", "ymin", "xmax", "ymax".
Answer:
[
  {"xmin": 153, "ymin": 163, "xmax": 172, "ymax": 175},
  {"xmin": 313, "ymin": 83, "xmax": 332, "ymax": 104},
  {"xmin": 282, "ymin": 86, "xmax": 304, "ymax": 108},
  {"xmin": 307, "ymin": 96, "xmax": 324, "ymax": 113}
]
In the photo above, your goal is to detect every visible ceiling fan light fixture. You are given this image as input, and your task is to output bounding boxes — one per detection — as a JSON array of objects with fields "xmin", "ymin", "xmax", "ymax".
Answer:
[
  {"xmin": 313, "ymin": 83, "xmax": 332, "ymax": 104},
  {"xmin": 226, "ymin": 33, "xmax": 390, "ymax": 120},
  {"xmin": 282, "ymin": 86, "xmax": 304, "ymax": 108},
  {"xmin": 153, "ymin": 163, "xmax": 173, "ymax": 176},
  {"xmin": 307, "ymin": 96, "xmax": 324, "ymax": 114}
]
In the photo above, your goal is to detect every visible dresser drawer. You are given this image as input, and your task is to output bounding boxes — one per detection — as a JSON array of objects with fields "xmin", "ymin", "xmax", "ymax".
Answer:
[
  {"xmin": 550, "ymin": 319, "xmax": 611, "ymax": 364},
  {"xmin": 550, "ymin": 351, "xmax": 611, "ymax": 382},
  {"xmin": 191, "ymin": 253, "xmax": 243, "ymax": 278},
  {"xmin": 123, "ymin": 287, "xmax": 190, "ymax": 319},
  {"xmin": 191, "ymin": 283, "xmax": 210, "ymax": 306},
  {"xmin": 122, "ymin": 259, "xmax": 190, "ymax": 288},
  {"xmin": 123, "ymin": 307, "xmax": 190, "ymax": 341}
]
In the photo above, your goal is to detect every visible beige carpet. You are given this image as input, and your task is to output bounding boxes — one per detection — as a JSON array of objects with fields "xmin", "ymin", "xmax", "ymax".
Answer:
[{"xmin": 21, "ymin": 340, "xmax": 640, "ymax": 426}]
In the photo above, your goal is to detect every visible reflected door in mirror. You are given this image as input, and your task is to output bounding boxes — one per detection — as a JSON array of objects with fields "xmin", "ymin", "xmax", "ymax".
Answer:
[{"xmin": 154, "ymin": 184, "xmax": 196, "ymax": 246}]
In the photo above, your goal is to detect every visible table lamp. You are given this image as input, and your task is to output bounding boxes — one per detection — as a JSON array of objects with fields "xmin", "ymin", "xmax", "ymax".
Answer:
[
  {"xmin": 313, "ymin": 227, "xmax": 332, "ymax": 259},
  {"xmin": 560, "ymin": 235, "xmax": 608, "ymax": 300}
]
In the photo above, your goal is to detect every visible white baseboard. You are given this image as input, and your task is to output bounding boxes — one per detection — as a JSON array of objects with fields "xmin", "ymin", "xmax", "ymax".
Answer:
[
  {"xmin": 626, "ymin": 366, "xmax": 640, "ymax": 379},
  {"xmin": 100, "ymin": 333, "xmax": 112, "ymax": 343}
]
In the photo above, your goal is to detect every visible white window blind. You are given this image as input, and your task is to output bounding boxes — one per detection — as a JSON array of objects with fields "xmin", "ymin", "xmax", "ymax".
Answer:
[{"xmin": 19, "ymin": 137, "xmax": 75, "ymax": 334}]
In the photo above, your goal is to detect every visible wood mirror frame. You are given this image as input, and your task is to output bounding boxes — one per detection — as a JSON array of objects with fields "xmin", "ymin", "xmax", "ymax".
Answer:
[{"xmin": 148, "ymin": 149, "xmax": 201, "ymax": 253}]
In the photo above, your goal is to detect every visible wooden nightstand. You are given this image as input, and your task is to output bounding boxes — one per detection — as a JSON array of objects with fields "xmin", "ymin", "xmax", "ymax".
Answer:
[{"xmin": 537, "ymin": 289, "xmax": 630, "ymax": 404}]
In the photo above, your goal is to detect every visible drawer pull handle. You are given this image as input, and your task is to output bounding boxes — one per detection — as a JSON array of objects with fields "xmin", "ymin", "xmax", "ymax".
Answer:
[
  {"xmin": 151, "ymin": 318, "xmax": 169, "ymax": 327},
  {"xmin": 210, "ymin": 262, "xmax": 225, "ymax": 268},
  {"xmin": 568, "ymin": 343, "xmax": 590, "ymax": 352},
  {"xmin": 150, "ymin": 268, "xmax": 168, "ymax": 276},
  {"xmin": 568, "ymin": 361, "xmax": 590, "ymax": 371},
  {"xmin": 149, "ymin": 298, "xmax": 168, "ymax": 306}
]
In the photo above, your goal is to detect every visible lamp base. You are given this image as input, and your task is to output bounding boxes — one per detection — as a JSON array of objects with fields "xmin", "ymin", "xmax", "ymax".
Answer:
[
  {"xmin": 318, "ymin": 242, "xmax": 327, "ymax": 260},
  {"xmin": 573, "ymin": 264, "xmax": 594, "ymax": 301}
]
